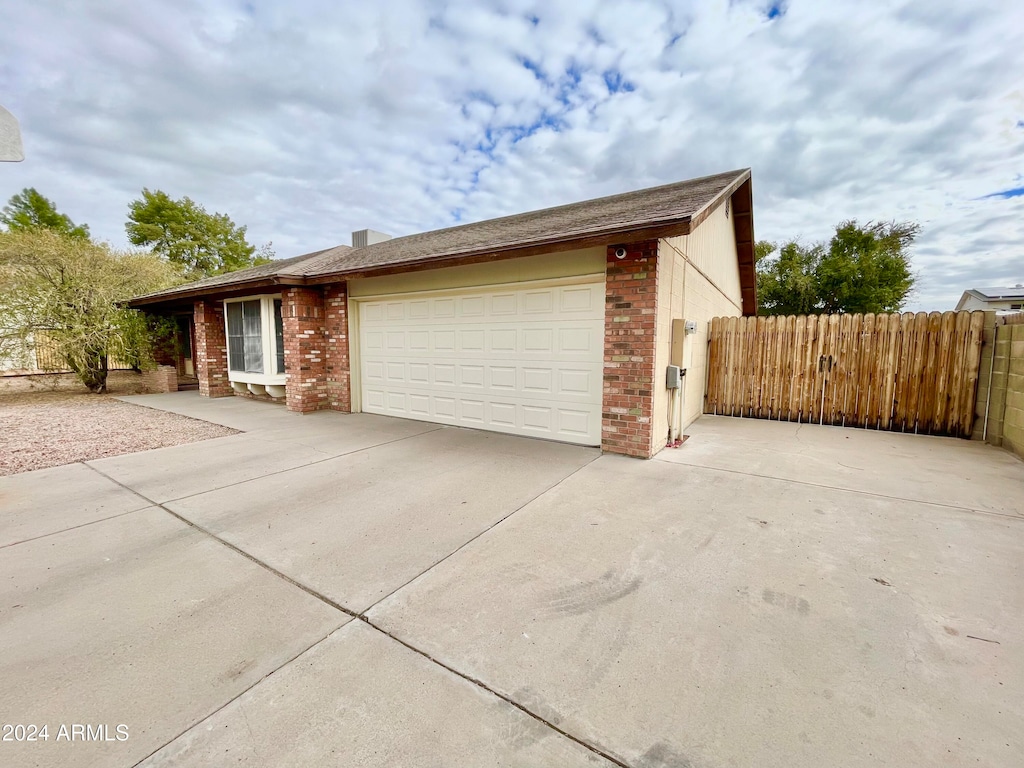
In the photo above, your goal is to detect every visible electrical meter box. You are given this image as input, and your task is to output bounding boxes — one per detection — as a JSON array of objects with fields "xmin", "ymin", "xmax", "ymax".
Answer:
[{"xmin": 666, "ymin": 365, "xmax": 682, "ymax": 389}]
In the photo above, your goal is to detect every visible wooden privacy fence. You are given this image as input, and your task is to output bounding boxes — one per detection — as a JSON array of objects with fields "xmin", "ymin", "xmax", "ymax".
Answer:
[{"xmin": 705, "ymin": 311, "xmax": 986, "ymax": 437}]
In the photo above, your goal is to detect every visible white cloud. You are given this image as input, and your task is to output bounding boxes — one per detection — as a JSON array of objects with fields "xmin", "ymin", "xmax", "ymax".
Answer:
[{"xmin": 1, "ymin": 0, "xmax": 1022, "ymax": 310}]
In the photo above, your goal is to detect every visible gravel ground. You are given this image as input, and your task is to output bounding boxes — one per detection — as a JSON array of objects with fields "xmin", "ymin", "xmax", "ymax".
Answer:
[{"xmin": 0, "ymin": 392, "xmax": 238, "ymax": 476}]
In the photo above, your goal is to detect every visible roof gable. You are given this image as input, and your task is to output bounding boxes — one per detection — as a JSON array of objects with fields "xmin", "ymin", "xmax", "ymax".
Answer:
[{"xmin": 131, "ymin": 169, "xmax": 754, "ymax": 309}]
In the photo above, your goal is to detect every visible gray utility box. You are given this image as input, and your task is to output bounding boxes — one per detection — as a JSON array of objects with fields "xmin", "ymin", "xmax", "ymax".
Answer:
[{"xmin": 666, "ymin": 365, "xmax": 684, "ymax": 389}]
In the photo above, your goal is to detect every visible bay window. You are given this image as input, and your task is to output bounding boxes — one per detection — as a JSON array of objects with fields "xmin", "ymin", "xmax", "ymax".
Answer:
[{"xmin": 223, "ymin": 296, "xmax": 286, "ymax": 388}]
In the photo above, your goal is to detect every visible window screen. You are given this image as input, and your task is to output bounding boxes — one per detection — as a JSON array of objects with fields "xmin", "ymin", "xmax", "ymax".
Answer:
[
  {"xmin": 273, "ymin": 299, "xmax": 284, "ymax": 373},
  {"xmin": 226, "ymin": 300, "xmax": 263, "ymax": 373}
]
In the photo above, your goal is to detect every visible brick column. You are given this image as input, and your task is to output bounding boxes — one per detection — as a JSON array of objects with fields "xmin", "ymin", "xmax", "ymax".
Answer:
[
  {"xmin": 282, "ymin": 286, "xmax": 327, "ymax": 413},
  {"xmin": 194, "ymin": 300, "xmax": 232, "ymax": 398},
  {"xmin": 602, "ymin": 241, "xmax": 659, "ymax": 457},
  {"xmin": 324, "ymin": 282, "xmax": 352, "ymax": 412}
]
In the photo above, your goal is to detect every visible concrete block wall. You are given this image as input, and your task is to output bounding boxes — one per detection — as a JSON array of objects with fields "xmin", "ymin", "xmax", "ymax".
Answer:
[
  {"xmin": 603, "ymin": 240, "xmax": 659, "ymax": 458},
  {"xmin": 974, "ymin": 311, "xmax": 1024, "ymax": 460}
]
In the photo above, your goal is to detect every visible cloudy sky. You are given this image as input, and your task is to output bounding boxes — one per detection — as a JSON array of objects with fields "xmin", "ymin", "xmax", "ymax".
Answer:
[{"xmin": 1, "ymin": 0, "xmax": 1022, "ymax": 310}]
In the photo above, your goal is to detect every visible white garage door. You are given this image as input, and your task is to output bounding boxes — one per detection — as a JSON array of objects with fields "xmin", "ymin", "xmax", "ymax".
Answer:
[{"xmin": 358, "ymin": 279, "xmax": 604, "ymax": 445}]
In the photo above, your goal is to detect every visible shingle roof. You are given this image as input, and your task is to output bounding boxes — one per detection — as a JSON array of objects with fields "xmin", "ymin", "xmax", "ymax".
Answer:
[
  {"xmin": 131, "ymin": 168, "xmax": 750, "ymax": 305},
  {"xmin": 130, "ymin": 247, "xmax": 350, "ymax": 302}
]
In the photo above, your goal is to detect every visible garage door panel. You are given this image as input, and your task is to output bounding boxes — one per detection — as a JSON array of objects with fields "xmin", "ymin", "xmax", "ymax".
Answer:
[
  {"xmin": 490, "ymin": 329, "xmax": 517, "ymax": 353},
  {"xmin": 459, "ymin": 365, "xmax": 485, "ymax": 388},
  {"xmin": 561, "ymin": 286, "xmax": 598, "ymax": 312},
  {"xmin": 491, "ymin": 293, "xmax": 517, "ymax": 315},
  {"xmin": 360, "ymin": 280, "xmax": 602, "ymax": 446},
  {"xmin": 461, "ymin": 400, "xmax": 485, "ymax": 422},
  {"xmin": 363, "ymin": 357, "xmax": 601, "ymax": 401},
  {"xmin": 490, "ymin": 366, "xmax": 516, "ymax": 390},
  {"xmin": 361, "ymin": 386, "xmax": 602, "ymax": 443}
]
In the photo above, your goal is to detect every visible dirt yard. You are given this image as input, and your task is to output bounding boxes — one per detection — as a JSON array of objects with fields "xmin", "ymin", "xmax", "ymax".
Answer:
[{"xmin": 0, "ymin": 391, "xmax": 238, "ymax": 476}]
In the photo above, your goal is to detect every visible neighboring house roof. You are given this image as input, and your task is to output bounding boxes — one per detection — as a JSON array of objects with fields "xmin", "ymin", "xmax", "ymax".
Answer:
[
  {"xmin": 132, "ymin": 168, "xmax": 755, "ymax": 313},
  {"xmin": 956, "ymin": 286, "xmax": 1024, "ymax": 310}
]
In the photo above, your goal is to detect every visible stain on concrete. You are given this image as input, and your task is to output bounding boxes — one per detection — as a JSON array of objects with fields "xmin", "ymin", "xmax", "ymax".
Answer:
[
  {"xmin": 944, "ymin": 626, "xmax": 959, "ymax": 636},
  {"xmin": 499, "ymin": 701, "xmax": 553, "ymax": 750},
  {"xmin": 762, "ymin": 588, "xmax": 810, "ymax": 615},
  {"xmin": 639, "ymin": 741, "xmax": 694, "ymax": 767},
  {"xmin": 224, "ymin": 658, "xmax": 254, "ymax": 680}
]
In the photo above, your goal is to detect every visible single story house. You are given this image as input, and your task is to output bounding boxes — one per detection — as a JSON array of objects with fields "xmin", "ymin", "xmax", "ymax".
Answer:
[
  {"xmin": 131, "ymin": 168, "xmax": 756, "ymax": 459},
  {"xmin": 956, "ymin": 286, "xmax": 1024, "ymax": 316}
]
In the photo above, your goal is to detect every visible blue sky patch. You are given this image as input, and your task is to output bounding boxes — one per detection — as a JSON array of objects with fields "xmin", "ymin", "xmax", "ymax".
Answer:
[
  {"xmin": 983, "ymin": 186, "xmax": 1024, "ymax": 199},
  {"xmin": 604, "ymin": 70, "xmax": 636, "ymax": 94},
  {"xmin": 518, "ymin": 56, "xmax": 545, "ymax": 82},
  {"xmin": 766, "ymin": 2, "xmax": 786, "ymax": 20}
]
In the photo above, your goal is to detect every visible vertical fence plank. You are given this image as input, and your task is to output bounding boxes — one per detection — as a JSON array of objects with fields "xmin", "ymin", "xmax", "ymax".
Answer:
[
  {"xmin": 879, "ymin": 313, "xmax": 900, "ymax": 430},
  {"xmin": 918, "ymin": 312, "xmax": 942, "ymax": 434},
  {"xmin": 947, "ymin": 310, "xmax": 971, "ymax": 437},
  {"xmin": 780, "ymin": 315, "xmax": 796, "ymax": 420},
  {"xmin": 790, "ymin": 315, "xmax": 805, "ymax": 422},
  {"xmin": 860, "ymin": 313, "xmax": 877, "ymax": 428},
  {"xmin": 722, "ymin": 316, "xmax": 735, "ymax": 416},
  {"xmin": 933, "ymin": 311, "xmax": 957, "ymax": 434},
  {"xmin": 705, "ymin": 317, "xmax": 719, "ymax": 413},
  {"xmin": 958, "ymin": 312, "xmax": 985, "ymax": 437}
]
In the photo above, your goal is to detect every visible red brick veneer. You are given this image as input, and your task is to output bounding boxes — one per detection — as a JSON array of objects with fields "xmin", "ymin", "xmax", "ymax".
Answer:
[
  {"xmin": 282, "ymin": 287, "xmax": 327, "ymax": 413},
  {"xmin": 324, "ymin": 283, "xmax": 351, "ymax": 412},
  {"xmin": 602, "ymin": 241, "xmax": 659, "ymax": 457},
  {"xmin": 193, "ymin": 300, "xmax": 232, "ymax": 398}
]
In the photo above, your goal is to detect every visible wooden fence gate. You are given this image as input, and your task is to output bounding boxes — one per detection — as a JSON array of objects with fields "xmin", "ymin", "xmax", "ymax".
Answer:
[{"xmin": 705, "ymin": 311, "xmax": 986, "ymax": 437}]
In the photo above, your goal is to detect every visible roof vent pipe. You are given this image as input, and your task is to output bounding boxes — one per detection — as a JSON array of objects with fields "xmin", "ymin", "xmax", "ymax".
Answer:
[{"xmin": 352, "ymin": 229, "xmax": 392, "ymax": 248}]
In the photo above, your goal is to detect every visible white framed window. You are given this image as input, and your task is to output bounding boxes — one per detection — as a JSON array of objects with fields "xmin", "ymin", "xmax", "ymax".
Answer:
[{"xmin": 223, "ymin": 295, "xmax": 286, "ymax": 385}]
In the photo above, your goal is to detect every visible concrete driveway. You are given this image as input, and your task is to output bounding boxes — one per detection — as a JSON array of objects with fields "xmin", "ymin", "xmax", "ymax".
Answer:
[{"xmin": 2, "ymin": 392, "xmax": 1022, "ymax": 768}]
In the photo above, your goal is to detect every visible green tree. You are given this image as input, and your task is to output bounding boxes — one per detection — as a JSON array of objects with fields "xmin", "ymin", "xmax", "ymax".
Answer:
[
  {"xmin": 0, "ymin": 187, "xmax": 90, "ymax": 240},
  {"xmin": 125, "ymin": 189, "xmax": 273, "ymax": 279},
  {"xmin": 756, "ymin": 220, "xmax": 917, "ymax": 316},
  {"xmin": 0, "ymin": 229, "xmax": 182, "ymax": 392},
  {"xmin": 755, "ymin": 239, "xmax": 821, "ymax": 316}
]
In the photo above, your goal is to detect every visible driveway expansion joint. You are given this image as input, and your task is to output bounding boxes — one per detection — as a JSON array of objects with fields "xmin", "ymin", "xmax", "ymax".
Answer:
[
  {"xmin": 358, "ymin": 616, "xmax": 634, "ymax": 768},
  {"xmin": 156, "ymin": 424, "xmax": 446, "ymax": 505},
  {"xmin": 357, "ymin": 451, "xmax": 602, "ymax": 615},
  {"xmin": 0, "ymin": 492, "xmax": 150, "ymax": 550},
  {"xmin": 87, "ymin": 451, "xmax": 629, "ymax": 767},
  {"xmin": 655, "ymin": 457, "xmax": 1024, "ymax": 521}
]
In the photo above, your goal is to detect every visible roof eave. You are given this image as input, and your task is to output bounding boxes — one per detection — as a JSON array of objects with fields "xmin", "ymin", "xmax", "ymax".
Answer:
[
  {"xmin": 724, "ymin": 174, "xmax": 757, "ymax": 316},
  {"xmin": 128, "ymin": 274, "xmax": 308, "ymax": 309},
  {"xmin": 304, "ymin": 217, "xmax": 698, "ymax": 285}
]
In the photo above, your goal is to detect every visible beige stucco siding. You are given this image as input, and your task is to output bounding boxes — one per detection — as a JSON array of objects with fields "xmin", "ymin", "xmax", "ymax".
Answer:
[
  {"xmin": 348, "ymin": 247, "xmax": 605, "ymax": 297},
  {"xmin": 653, "ymin": 202, "xmax": 745, "ymax": 451}
]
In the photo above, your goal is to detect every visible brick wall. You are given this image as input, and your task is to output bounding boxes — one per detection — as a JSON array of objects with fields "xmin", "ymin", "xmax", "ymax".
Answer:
[
  {"xmin": 138, "ymin": 365, "xmax": 178, "ymax": 393},
  {"xmin": 282, "ymin": 286, "xmax": 328, "ymax": 413},
  {"xmin": 324, "ymin": 283, "xmax": 351, "ymax": 412},
  {"xmin": 602, "ymin": 240, "xmax": 659, "ymax": 458},
  {"xmin": 194, "ymin": 300, "xmax": 232, "ymax": 398}
]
